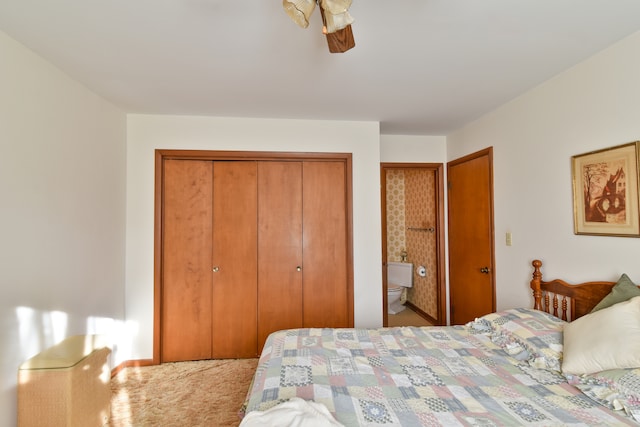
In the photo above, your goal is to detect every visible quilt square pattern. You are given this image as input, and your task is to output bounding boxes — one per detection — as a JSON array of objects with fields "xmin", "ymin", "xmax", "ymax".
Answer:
[{"xmin": 242, "ymin": 326, "xmax": 637, "ymax": 426}]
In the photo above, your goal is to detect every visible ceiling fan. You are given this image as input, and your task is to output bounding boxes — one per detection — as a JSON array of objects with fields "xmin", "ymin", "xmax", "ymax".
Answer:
[{"xmin": 283, "ymin": 0, "xmax": 355, "ymax": 53}]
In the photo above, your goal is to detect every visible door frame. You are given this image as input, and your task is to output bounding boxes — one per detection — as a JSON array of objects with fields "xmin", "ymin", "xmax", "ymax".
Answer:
[
  {"xmin": 154, "ymin": 150, "xmax": 354, "ymax": 364},
  {"xmin": 380, "ymin": 163, "xmax": 446, "ymax": 326}
]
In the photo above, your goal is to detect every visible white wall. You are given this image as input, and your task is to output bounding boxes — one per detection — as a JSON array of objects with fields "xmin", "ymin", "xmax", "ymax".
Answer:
[
  {"xmin": 126, "ymin": 115, "xmax": 383, "ymax": 360},
  {"xmin": 0, "ymin": 31, "xmax": 127, "ymax": 426},
  {"xmin": 380, "ymin": 135, "xmax": 447, "ymax": 163},
  {"xmin": 447, "ymin": 31, "xmax": 640, "ymax": 310}
]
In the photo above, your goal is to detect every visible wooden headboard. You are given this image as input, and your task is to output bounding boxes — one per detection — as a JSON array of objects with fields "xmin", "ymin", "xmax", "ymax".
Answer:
[{"xmin": 530, "ymin": 259, "xmax": 617, "ymax": 321}]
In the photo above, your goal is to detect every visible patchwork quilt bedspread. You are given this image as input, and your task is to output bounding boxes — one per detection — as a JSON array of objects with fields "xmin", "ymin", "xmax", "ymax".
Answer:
[{"xmin": 241, "ymin": 324, "xmax": 637, "ymax": 426}]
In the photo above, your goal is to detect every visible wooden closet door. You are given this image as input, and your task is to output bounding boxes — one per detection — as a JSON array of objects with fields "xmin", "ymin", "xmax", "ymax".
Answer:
[
  {"xmin": 162, "ymin": 159, "xmax": 214, "ymax": 362},
  {"xmin": 257, "ymin": 162, "xmax": 303, "ymax": 349},
  {"xmin": 302, "ymin": 161, "xmax": 349, "ymax": 327},
  {"xmin": 211, "ymin": 161, "xmax": 258, "ymax": 358}
]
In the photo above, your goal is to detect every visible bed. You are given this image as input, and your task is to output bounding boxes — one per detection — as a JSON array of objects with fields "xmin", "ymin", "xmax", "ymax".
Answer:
[{"xmin": 240, "ymin": 259, "xmax": 640, "ymax": 426}]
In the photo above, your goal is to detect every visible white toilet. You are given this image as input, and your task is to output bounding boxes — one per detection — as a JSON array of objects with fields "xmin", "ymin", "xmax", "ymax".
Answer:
[{"xmin": 387, "ymin": 262, "xmax": 413, "ymax": 314}]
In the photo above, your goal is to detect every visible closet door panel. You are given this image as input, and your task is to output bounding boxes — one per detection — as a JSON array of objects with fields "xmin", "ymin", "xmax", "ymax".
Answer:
[
  {"xmin": 302, "ymin": 161, "xmax": 349, "ymax": 327},
  {"xmin": 257, "ymin": 162, "xmax": 303, "ymax": 349},
  {"xmin": 212, "ymin": 161, "xmax": 258, "ymax": 358},
  {"xmin": 162, "ymin": 159, "xmax": 213, "ymax": 362}
]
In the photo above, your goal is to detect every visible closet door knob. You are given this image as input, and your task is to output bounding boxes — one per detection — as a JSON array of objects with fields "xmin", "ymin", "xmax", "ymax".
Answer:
[
  {"xmin": 296, "ymin": 266, "xmax": 302, "ymax": 272},
  {"xmin": 213, "ymin": 266, "xmax": 220, "ymax": 273}
]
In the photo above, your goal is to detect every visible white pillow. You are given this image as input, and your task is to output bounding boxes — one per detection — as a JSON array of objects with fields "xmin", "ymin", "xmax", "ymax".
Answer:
[{"xmin": 562, "ymin": 296, "xmax": 640, "ymax": 375}]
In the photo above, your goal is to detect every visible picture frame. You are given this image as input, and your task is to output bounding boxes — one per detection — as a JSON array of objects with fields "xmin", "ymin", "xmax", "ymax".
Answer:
[{"xmin": 572, "ymin": 141, "xmax": 640, "ymax": 237}]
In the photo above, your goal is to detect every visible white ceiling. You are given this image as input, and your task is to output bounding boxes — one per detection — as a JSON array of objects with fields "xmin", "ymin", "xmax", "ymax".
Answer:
[{"xmin": 2, "ymin": 0, "xmax": 640, "ymax": 135}]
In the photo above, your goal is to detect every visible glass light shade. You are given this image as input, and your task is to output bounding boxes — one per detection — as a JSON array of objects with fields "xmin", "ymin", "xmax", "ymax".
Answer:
[
  {"xmin": 283, "ymin": 0, "xmax": 316, "ymax": 29},
  {"xmin": 320, "ymin": 0, "xmax": 352, "ymax": 15},
  {"xmin": 323, "ymin": 10, "xmax": 354, "ymax": 33}
]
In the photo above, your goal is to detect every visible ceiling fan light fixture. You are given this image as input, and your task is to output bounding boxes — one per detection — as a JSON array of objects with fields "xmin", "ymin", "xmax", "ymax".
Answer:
[
  {"xmin": 318, "ymin": 2, "xmax": 355, "ymax": 53},
  {"xmin": 282, "ymin": 0, "xmax": 316, "ymax": 28},
  {"xmin": 323, "ymin": 10, "xmax": 354, "ymax": 33}
]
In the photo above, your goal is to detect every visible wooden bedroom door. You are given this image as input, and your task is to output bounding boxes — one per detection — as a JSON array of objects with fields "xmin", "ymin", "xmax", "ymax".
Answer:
[
  {"xmin": 161, "ymin": 160, "xmax": 258, "ymax": 362},
  {"xmin": 447, "ymin": 148, "xmax": 495, "ymax": 325}
]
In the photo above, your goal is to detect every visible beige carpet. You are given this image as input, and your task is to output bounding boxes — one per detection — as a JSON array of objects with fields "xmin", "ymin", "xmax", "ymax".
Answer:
[{"xmin": 109, "ymin": 358, "xmax": 258, "ymax": 427}]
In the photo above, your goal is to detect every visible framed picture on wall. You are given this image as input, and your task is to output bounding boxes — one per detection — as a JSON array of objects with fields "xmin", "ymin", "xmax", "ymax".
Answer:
[{"xmin": 572, "ymin": 141, "xmax": 640, "ymax": 237}]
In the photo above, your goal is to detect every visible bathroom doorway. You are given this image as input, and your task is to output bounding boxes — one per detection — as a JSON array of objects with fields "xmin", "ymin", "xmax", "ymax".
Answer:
[{"xmin": 380, "ymin": 163, "xmax": 446, "ymax": 327}]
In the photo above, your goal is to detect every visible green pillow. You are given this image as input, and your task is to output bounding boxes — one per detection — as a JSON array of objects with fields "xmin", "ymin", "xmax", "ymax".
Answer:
[{"xmin": 590, "ymin": 274, "xmax": 640, "ymax": 313}]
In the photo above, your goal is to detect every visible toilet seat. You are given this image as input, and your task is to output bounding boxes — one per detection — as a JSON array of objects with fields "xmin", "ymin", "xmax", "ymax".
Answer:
[{"xmin": 388, "ymin": 284, "xmax": 404, "ymax": 292}]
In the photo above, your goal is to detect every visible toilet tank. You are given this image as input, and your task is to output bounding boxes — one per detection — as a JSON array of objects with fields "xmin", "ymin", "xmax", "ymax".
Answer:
[{"xmin": 387, "ymin": 262, "xmax": 413, "ymax": 288}]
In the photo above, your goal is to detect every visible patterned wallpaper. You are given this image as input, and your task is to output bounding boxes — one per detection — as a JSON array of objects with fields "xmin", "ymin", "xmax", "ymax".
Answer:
[
  {"xmin": 386, "ymin": 170, "xmax": 406, "ymax": 262},
  {"xmin": 386, "ymin": 169, "xmax": 438, "ymax": 319}
]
